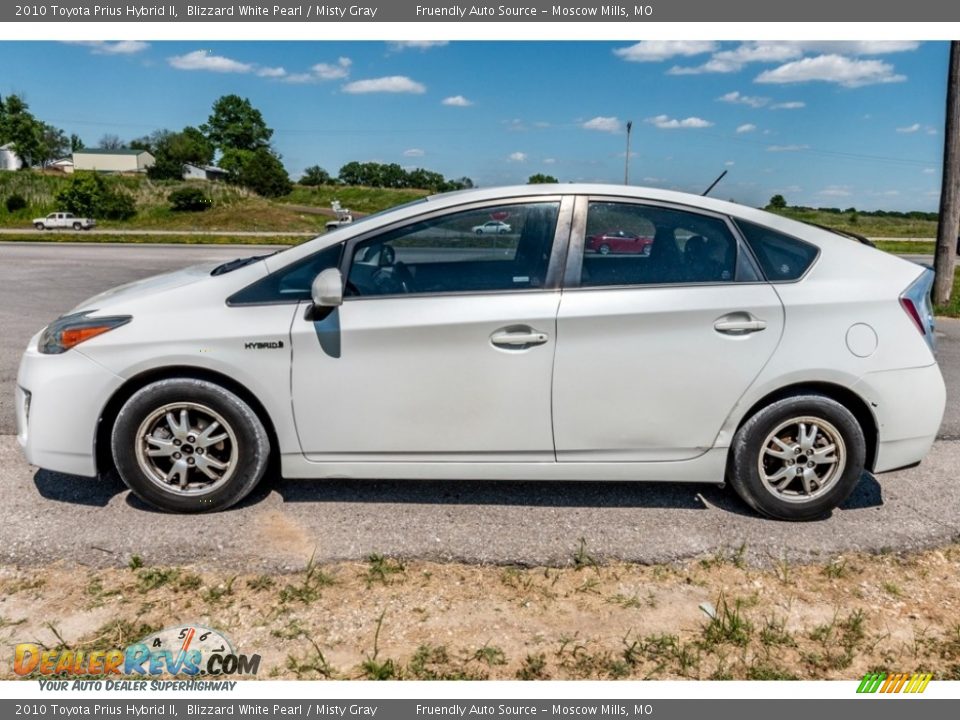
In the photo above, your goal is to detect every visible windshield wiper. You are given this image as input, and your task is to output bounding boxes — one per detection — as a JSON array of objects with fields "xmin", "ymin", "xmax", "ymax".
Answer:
[{"xmin": 210, "ymin": 251, "xmax": 278, "ymax": 276}]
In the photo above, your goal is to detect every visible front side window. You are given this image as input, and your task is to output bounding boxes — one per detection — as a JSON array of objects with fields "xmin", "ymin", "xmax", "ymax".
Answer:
[
  {"xmin": 228, "ymin": 244, "xmax": 342, "ymax": 305},
  {"xmin": 345, "ymin": 202, "xmax": 560, "ymax": 297},
  {"xmin": 579, "ymin": 202, "xmax": 757, "ymax": 287}
]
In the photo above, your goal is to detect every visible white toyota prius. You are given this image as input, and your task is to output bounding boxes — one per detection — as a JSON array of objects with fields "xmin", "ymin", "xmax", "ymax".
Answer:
[{"xmin": 16, "ymin": 185, "xmax": 946, "ymax": 519}]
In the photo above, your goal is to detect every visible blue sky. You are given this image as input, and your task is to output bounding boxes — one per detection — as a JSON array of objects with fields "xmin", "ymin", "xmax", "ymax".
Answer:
[{"xmin": 0, "ymin": 40, "xmax": 949, "ymax": 210}]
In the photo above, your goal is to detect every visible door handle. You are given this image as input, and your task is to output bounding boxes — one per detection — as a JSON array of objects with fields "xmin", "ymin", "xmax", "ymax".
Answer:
[
  {"xmin": 490, "ymin": 328, "xmax": 549, "ymax": 348},
  {"xmin": 714, "ymin": 316, "xmax": 767, "ymax": 335}
]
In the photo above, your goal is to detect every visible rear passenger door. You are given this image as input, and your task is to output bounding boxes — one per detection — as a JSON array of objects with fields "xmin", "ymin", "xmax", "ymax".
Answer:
[{"xmin": 552, "ymin": 198, "xmax": 785, "ymax": 462}]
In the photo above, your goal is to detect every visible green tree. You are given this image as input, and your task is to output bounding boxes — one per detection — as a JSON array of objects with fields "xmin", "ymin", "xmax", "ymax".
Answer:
[
  {"xmin": 70, "ymin": 134, "xmax": 85, "ymax": 152},
  {"xmin": 147, "ymin": 127, "xmax": 216, "ymax": 180},
  {"xmin": 202, "ymin": 95, "xmax": 273, "ymax": 153},
  {"xmin": 222, "ymin": 147, "xmax": 292, "ymax": 197},
  {"xmin": 527, "ymin": 173, "xmax": 558, "ymax": 184},
  {"xmin": 768, "ymin": 194, "xmax": 787, "ymax": 210},
  {"xmin": 300, "ymin": 165, "xmax": 331, "ymax": 186},
  {"xmin": 338, "ymin": 161, "xmax": 364, "ymax": 186},
  {"xmin": 0, "ymin": 95, "xmax": 42, "ymax": 168}
]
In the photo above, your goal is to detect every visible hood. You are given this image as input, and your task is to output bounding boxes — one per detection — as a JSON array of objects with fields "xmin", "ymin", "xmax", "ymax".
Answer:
[{"xmin": 70, "ymin": 262, "xmax": 221, "ymax": 313}]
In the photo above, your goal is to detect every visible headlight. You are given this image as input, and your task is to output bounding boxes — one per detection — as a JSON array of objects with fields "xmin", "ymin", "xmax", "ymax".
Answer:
[{"xmin": 38, "ymin": 310, "xmax": 132, "ymax": 355}]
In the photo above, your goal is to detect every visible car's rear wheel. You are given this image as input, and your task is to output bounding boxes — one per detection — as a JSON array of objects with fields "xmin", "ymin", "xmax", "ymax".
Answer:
[
  {"xmin": 34, "ymin": 222, "xmax": 44, "ymax": 230},
  {"xmin": 112, "ymin": 378, "xmax": 269, "ymax": 513},
  {"xmin": 728, "ymin": 395, "xmax": 865, "ymax": 521},
  {"xmin": 72, "ymin": 222, "xmax": 82, "ymax": 230},
  {"xmin": 599, "ymin": 244, "xmax": 611, "ymax": 255}
]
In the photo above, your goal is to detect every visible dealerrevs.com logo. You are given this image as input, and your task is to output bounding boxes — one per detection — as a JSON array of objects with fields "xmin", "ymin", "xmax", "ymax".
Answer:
[
  {"xmin": 14, "ymin": 625, "xmax": 260, "ymax": 678},
  {"xmin": 857, "ymin": 672, "xmax": 933, "ymax": 694}
]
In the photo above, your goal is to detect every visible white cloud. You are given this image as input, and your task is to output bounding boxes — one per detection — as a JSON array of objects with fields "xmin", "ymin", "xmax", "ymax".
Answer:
[
  {"xmin": 582, "ymin": 116, "xmax": 623, "ymax": 133},
  {"xmin": 388, "ymin": 41, "xmax": 449, "ymax": 51},
  {"xmin": 923, "ymin": 168, "xmax": 937, "ymax": 174},
  {"xmin": 755, "ymin": 55, "xmax": 906, "ymax": 87},
  {"xmin": 767, "ymin": 144, "xmax": 810, "ymax": 152},
  {"xmin": 543, "ymin": 158, "xmax": 556, "ymax": 165},
  {"xmin": 168, "ymin": 50, "xmax": 253, "ymax": 73},
  {"xmin": 312, "ymin": 57, "xmax": 352, "ymax": 80},
  {"xmin": 718, "ymin": 91, "xmax": 769, "ymax": 108},
  {"xmin": 508, "ymin": 152, "xmax": 528, "ymax": 163},
  {"xmin": 442, "ymin": 95, "xmax": 473, "ymax": 107},
  {"xmin": 257, "ymin": 66, "xmax": 287, "ymax": 78},
  {"xmin": 736, "ymin": 123, "xmax": 757, "ymax": 134},
  {"xmin": 771, "ymin": 101, "xmax": 806, "ymax": 110},
  {"xmin": 403, "ymin": 148, "xmax": 425, "ymax": 157},
  {"xmin": 725, "ymin": 160, "xmax": 735, "ymax": 166},
  {"xmin": 666, "ymin": 41, "xmax": 918, "ymax": 76},
  {"xmin": 646, "ymin": 114, "xmax": 714, "ymax": 129},
  {"xmin": 70, "ymin": 40, "xmax": 150, "ymax": 55},
  {"xmin": 897, "ymin": 123, "xmax": 921, "ymax": 134},
  {"xmin": 342, "ymin": 76, "xmax": 426, "ymax": 94},
  {"xmin": 614, "ymin": 40, "xmax": 717, "ymax": 62},
  {"xmin": 926, "ymin": 127, "xmax": 938, "ymax": 135}
]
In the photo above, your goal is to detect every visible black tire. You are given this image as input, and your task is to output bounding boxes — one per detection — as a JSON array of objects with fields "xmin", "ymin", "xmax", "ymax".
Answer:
[
  {"xmin": 728, "ymin": 394, "xmax": 865, "ymax": 521},
  {"xmin": 35, "ymin": 222, "xmax": 44, "ymax": 231},
  {"xmin": 111, "ymin": 378, "xmax": 269, "ymax": 513},
  {"xmin": 73, "ymin": 222, "xmax": 82, "ymax": 230},
  {"xmin": 475, "ymin": 229, "xmax": 484, "ymax": 235},
  {"xmin": 599, "ymin": 244, "xmax": 611, "ymax": 255}
]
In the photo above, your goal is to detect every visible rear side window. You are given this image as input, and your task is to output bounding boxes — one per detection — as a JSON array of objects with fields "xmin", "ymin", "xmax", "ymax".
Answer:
[{"xmin": 735, "ymin": 220, "xmax": 819, "ymax": 281}]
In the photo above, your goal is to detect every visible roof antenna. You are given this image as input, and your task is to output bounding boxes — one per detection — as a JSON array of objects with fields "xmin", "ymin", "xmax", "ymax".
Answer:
[{"xmin": 702, "ymin": 169, "xmax": 728, "ymax": 196}]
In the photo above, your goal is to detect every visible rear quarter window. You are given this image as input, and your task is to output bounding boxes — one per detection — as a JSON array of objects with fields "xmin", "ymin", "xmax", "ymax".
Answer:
[{"xmin": 734, "ymin": 219, "xmax": 819, "ymax": 281}]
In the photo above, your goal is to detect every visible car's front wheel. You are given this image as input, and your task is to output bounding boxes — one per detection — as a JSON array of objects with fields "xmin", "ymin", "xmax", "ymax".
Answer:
[
  {"xmin": 728, "ymin": 395, "xmax": 865, "ymax": 521},
  {"xmin": 34, "ymin": 222, "xmax": 44, "ymax": 230},
  {"xmin": 112, "ymin": 378, "xmax": 269, "ymax": 513}
]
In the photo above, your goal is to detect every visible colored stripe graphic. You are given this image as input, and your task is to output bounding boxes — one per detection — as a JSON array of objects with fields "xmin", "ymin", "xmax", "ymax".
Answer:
[{"xmin": 857, "ymin": 672, "xmax": 931, "ymax": 694}]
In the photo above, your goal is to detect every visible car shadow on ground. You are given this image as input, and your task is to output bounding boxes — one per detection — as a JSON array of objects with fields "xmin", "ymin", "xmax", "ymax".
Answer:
[{"xmin": 33, "ymin": 469, "xmax": 883, "ymax": 519}]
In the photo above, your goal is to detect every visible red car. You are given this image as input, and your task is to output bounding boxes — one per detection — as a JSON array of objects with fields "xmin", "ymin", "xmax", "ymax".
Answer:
[{"xmin": 586, "ymin": 229, "xmax": 654, "ymax": 255}]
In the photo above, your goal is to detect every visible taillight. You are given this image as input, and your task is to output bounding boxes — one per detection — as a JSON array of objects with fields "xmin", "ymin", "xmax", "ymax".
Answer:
[{"xmin": 900, "ymin": 268, "xmax": 936, "ymax": 351}]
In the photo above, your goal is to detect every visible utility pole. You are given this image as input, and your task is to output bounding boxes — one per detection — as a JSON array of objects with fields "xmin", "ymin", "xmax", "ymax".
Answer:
[
  {"xmin": 624, "ymin": 120, "xmax": 633, "ymax": 185},
  {"xmin": 935, "ymin": 41, "xmax": 960, "ymax": 306}
]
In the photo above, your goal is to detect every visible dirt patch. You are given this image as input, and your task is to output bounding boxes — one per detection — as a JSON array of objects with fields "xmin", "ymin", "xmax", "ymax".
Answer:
[{"xmin": 1, "ymin": 544, "xmax": 958, "ymax": 681}]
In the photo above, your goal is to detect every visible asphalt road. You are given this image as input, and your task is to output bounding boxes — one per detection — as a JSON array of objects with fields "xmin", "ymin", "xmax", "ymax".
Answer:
[{"xmin": 0, "ymin": 243, "xmax": 958, "ymax": 571}]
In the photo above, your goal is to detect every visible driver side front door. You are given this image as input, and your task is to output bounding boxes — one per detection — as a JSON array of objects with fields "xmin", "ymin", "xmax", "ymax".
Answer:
[{"xmin": 289, "ymin": 197, "xmax": 570, "ymax": 462}]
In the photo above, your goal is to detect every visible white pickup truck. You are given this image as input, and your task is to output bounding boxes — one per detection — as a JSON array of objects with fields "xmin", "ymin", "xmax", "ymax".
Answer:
[{"xmin": 33, "ymin": 212, "xmax": 96, "ymax": 231}]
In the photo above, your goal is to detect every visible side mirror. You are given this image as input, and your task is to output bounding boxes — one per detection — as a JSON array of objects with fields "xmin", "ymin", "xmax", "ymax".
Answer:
[{"xmin": 311, "ymin": 267, "xmax": 343, "ymax": 308}]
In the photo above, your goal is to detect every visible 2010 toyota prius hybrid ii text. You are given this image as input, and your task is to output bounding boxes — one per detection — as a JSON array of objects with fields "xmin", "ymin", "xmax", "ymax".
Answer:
[{"xmin": 16, "ymin": 185, "xmax": 946, "ymax": 520}]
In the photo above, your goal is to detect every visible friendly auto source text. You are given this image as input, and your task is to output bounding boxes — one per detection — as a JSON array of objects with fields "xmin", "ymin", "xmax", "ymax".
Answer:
[{"xmin": 415, "ymin": 5, "xmax": 653, "ymax": 17}]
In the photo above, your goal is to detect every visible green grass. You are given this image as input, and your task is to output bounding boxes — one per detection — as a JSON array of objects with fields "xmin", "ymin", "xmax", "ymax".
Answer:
[
  {"xmin": 873, "ymin": 240, "xmax": 936, "ymax": 254},
  {"xmin": 771, "ymin": 207, "xmax": 937, "ymax": 238},
  {"xmin": 0, "ymin": 233, "xmax": 304, "ymax": 245},
  {"xmin": 283, "ymin": 184, "xmax": 429, "ymax": 214},
  {"xmin": 935, "ymin": 268, "xmax": 960, "ymax": 318}
]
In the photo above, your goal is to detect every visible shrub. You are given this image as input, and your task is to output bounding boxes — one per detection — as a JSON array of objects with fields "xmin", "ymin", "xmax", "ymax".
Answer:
[
  {"xmin": 5, "ymin": 193, "xmax": 27, "ymax": 212},
  {"xmin": 99, "ymin": 191, "xmax": 137, "ymax": 220},
  {"xmin": 169, "ymin": 186, "xmax": 212, "ymax": 212},
  {"xmin": 55, "ymin": 172, "xmax": 137, "ymax": 220}
]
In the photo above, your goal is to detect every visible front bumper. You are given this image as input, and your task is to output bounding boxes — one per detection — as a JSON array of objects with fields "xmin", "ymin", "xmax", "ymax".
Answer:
[
  {"xmin": 853, "ymin": 363, "xmax": 946, "ymax": 473},
  {"xmin": 16, "ymin": 332, "xmax": 124, "ymax": 477}
]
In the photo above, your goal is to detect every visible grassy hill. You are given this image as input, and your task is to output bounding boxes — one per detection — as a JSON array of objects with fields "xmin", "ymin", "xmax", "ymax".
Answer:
[
  {"xmin": 0, "ymin": 172, "xmax": 427, "ymax": 233},
  {"xmin": 0, "ymin": 172, "xmax": 939, "ymax": 239},
  {"xmin": 770, "ymin": 206, "xmax": 937, "ymax": 238}
]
